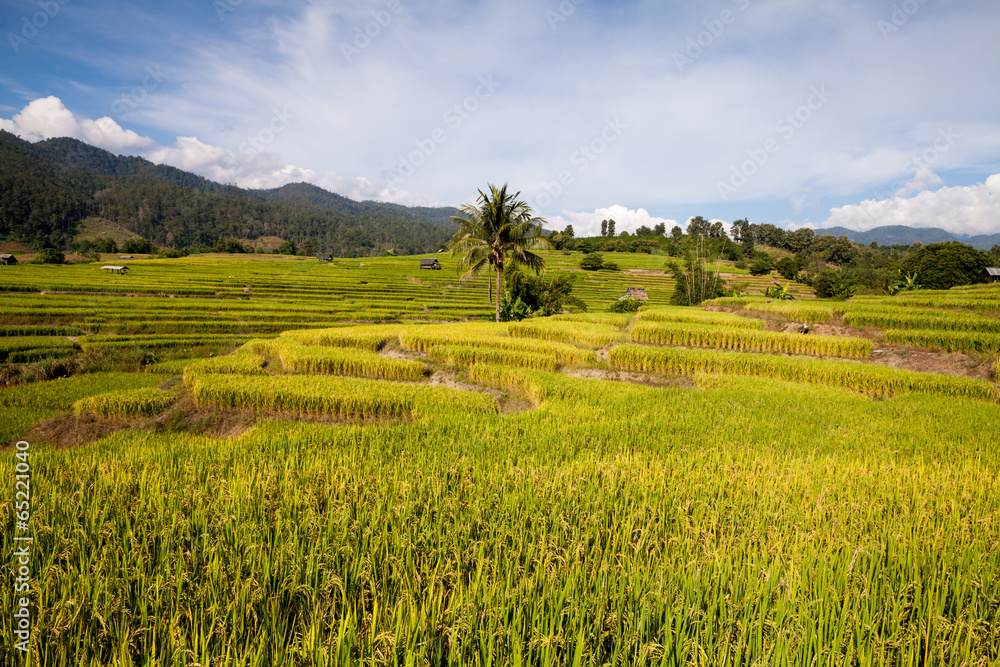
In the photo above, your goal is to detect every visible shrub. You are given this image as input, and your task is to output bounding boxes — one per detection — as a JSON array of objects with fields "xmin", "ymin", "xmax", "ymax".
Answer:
[
  {"xmin": 609, "ymin": 297, "xmax": 643, "ymax": 313},
  {"xmin": 32, "ymin": 248, "xmax": 65, "ymax": 264},
  {"xmin": 748, "ymin": 258, "xmax": 773, "ymax": 276},
  {"xmin": 580, "ymin": 253, "xmax": 604, "ymax": 271}
]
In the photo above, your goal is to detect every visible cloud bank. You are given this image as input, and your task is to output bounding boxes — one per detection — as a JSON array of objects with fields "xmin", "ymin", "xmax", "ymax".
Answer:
[{"xmin": 817, "ymin": 173, "xmax": 1000, "ymax": 236}]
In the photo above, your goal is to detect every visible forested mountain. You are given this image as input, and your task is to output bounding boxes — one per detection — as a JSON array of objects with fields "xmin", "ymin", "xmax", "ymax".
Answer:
[
  {"xmin": 0, "ymin": 131, "xmax": 458, "ymax": 256},
  {"xmin": 812, "ymin": 225, "xmax": 1000, "ymax": 250}
]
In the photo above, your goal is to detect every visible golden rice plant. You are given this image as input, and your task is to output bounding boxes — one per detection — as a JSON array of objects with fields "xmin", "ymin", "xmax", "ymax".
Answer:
[
  {"xmin": 843, "ymin": 307, "xmax": 1000, "ymax": 332},
  {"xmin": 277, "ymin": 342, "xmax": 426, "ymax": 380},
  {"xmin": 185, "ymin": 352, "xmax": 268, "ymax": 376},
  {"xmin": 184, "ymin": 369, "xmax": 497, "ymax": 418},
  {"xmin": 280, "ymin": 324, "xmax": 406, "ymax": 351},
  {"xmin": 399, "ymin": 327, "xmax": 594, "ymax": 364},
  {"xmin": 608, "ymin": 344, "xmax": 999, "ymax": 402},
  {"xmin": 468, "ymin": 362, "xmax": 548, "ymax": 405},
  {"xmin": 549, "ymin": 312, "xmax": 634, "ymax": 328},
  {"xmin": 508, "ymin": 320, "xmax": 625, "ymax": 348},
  {"xmin": 882, "ymin": 328, "xmax": 1000, "ymax": 353},
  {"xmin": 629, "ymin": 321, "xmax": 873, "ymax": 358},
  {"xmin": 427, "ymin": 345, "xmax": 557, "ymax": 371},
  {"xmin": 636, "ymin": 307, "xmax": 766, "ymax": 329},
  {"xmin": 73, "ymin": 387, "xmax": 175, "ymax": 417}
]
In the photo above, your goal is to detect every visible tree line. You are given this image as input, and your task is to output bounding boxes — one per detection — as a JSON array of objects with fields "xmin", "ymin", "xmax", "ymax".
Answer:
[{"xmin": 0, "ymin": 131, "xmax": 455, "ymax": 257}]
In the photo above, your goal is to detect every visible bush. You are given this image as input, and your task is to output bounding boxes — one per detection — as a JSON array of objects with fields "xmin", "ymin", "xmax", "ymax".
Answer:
[
  {"xmin": 32, "ymin": 248, "xmax": 65, "ymax": 264},
  {"xmin": 748, "ymin": 258, "xmax": 773, "ymax": 276},
  {"xmin": 775, "ymin": 257, "xmax": 802, "ymax": 280},
  {"xmin": 122, "ymin": 238, "xmax": 155, "ymax": 254},
  {"xmin": 602, "ymin": 261, "xmax": 620, "ymax": 271},
  {"xmin": 609, "ymin": 297, "xmax": 643, "ymax": 313},
  {"xmin": 580, "ymin": 253, "xmax": 604, "ymax": 271}
]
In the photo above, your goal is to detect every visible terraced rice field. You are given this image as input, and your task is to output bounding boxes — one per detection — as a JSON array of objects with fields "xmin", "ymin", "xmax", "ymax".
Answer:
[{"xmin": 1, "ymin": 254, "xmax": 998, "ymax": 665}]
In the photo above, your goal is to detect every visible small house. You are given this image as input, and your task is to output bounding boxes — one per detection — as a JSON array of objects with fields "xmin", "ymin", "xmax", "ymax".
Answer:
[
  {"xmin": 101, "ymin": 265, "xmax": 129, "ymax": 275},
  {"xmin": 619, "ymin": 287, "xmax": 649, "ymax": 301},
  {"xmin": 419, "ymin": 258, "xmax": 442, "ymax": 270},
  {"xmin": 119, "ymin": 255, "xmax": 134, "ymax": 260},
  {"xmin": 0, "ymin": 254, "xmax": 17, "ymax": 266},
  {"xmin": 982, "ymin": 268, "xmax": 1000, "ymax": 283},
  {"xmin": 316, "ymin": 253, "xmax": 333, "ymax": 262}
]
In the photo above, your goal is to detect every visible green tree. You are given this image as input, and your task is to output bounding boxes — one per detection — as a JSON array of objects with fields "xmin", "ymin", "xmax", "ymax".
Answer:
[
  {"xmin": 301, "ymin": 238, "xmax": 318, "ymax": 256},
  {"xmin": 668, "ymin": 235, "xmax": 726, "ymax": 306},
  {"xmin": 901, "ymin": 242, "xmax": 989, "ymax": 290},
  {"xmin": 449, "ymin": 183, "xmax": 552, "ymax": 322}
]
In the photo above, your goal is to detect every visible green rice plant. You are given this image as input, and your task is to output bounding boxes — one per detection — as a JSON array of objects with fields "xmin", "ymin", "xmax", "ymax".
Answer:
[
  {"xmin": 636, "ymin": 306, "xmax": 766, "ymax": 328},
  {"xmin": 0, "ymin": 325, "xmax": 81, "ymax": 336},
  {"xmin": 73, "ymin": 387, "xmax": 175, "ymax": 417},
  {"xmin": 0, "ymin": 372, "xmax": 169, "ymax": 410},
  {"xmin": 428, "ymin": 344, "xmax": 558, "ymax": 371},
  {"xmin": 508, "ymin": 320, "xmax": 626, "ymax": 348},
  {"xmin": 608, "ymin": 344, "xmax": 999, "ymax": 402},
  {"xmin": 144, "ymin": 358, "xmax": 200, "ymax": 374},
  {"xmin": 629, "ymin": 321, "xmax": 873, "ymax": 358},
  {"xmin": 0, "ymin": 336, "xmax": 76, "ymax": 362},
  {"xmin": 276, "ymin": 342, "xmax": 426, "ymax": 380},
  {"xmin": 882, "ymin": 328, "xmax": 1000, "ymax": 353}
]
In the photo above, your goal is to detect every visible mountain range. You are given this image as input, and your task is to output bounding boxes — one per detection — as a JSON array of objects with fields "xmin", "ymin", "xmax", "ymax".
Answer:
[
  {"xmin": 0, "ymin": 130, "xmax": 458, "ymax": 257},
  {"xmin": 811, "ymin": 225, "xmax": 1000, "ymax": 250}
]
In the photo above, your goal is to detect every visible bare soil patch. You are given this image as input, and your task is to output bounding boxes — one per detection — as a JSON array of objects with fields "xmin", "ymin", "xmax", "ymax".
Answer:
[
  {"xmin": 869, "ymin": 348, "xmax": 994, "ymax": 380},
  {"xmin": 563, "ymin": 367, "xmax": 694, "ymax": 389}
]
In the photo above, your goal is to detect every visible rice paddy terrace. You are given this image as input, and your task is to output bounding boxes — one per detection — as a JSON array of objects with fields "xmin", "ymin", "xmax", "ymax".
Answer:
[{"xmin": 1, "ymin": 252, "xmax": 999, "ymax": 665}]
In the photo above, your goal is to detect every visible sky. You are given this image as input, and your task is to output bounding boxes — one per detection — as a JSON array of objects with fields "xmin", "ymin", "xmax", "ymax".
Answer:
[{"xmin": 1, "ymin": 0, "xmax": 999, "ymax": 238}]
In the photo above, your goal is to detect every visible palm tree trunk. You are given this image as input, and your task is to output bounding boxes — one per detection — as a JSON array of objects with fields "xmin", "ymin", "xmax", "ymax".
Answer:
[{"xmin": 495, "ymin": 266, "xmax": 502, "ymax": 322}]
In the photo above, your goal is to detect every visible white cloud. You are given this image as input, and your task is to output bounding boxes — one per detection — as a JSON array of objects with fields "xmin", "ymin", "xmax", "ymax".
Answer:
[
  {"xmin": 0, "ymin": 96, "xmax": 154, "ymax": 153},
  {"xmin": 546, "ymin": 205, "xmax": 680, "ymax": 237},
  {"xmin": 821, "ymin": 174, "xmax": 1000, "ymax": 236},
  {"xmin": 0, "ymin": 96, "xmax": 433, "ymax": 206}
]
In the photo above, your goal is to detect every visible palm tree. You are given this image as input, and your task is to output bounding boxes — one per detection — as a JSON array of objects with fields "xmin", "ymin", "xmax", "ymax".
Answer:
[{"xmin": 449, "ymin": 183, "xmax": 551, "ymax": 322}]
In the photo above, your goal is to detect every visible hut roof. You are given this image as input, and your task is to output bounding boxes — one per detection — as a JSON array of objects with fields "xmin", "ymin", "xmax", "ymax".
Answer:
[{"xmin": 620, "ymin": 287, "xmax": 649, "ymax": 301}]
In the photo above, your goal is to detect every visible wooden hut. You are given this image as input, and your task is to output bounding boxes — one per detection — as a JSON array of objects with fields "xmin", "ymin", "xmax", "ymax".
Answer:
[
  {"xmin": 619, "ymin": 287, "xmax": 649, "ymax": 301},
  {"xmin": 419, "ymin": 258, "xmax": 442, "ymax": 270}
]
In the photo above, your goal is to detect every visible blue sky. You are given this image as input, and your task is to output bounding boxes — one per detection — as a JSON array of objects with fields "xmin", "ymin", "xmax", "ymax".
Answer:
[{"xmin": 2, "ymin": 0, "xmax": 999, "ymax": 237}]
